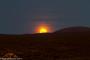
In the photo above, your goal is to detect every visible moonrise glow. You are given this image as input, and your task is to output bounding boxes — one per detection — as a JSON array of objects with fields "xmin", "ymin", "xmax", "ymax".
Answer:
[{"xmin": 34, "ymin": 22, "xmax": 52, "ymax": 33}]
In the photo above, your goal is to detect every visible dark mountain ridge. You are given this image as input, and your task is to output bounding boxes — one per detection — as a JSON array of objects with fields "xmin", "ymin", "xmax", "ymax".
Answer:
[
  {"xmin": 0, "ymin": 26, "xmax": 90, "ymax": 60},
  {"xmin": 54, "ymin": 26, "xmax": 90, "ymax": 33}
]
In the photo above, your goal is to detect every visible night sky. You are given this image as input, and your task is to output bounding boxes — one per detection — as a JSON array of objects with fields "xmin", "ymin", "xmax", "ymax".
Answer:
[{"xmin": 0, "ymin": 0, "xmax": 90, "ymax": 34}]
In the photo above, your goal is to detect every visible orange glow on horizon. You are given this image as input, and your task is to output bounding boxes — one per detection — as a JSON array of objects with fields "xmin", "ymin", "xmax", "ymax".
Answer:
[
  {"xmin": 39, "ymin": 27, "xmax": 48, "ymax": 33},
  {"xmin": 35, "ymin": 22, "xmax": 52, "ymax": 33}
]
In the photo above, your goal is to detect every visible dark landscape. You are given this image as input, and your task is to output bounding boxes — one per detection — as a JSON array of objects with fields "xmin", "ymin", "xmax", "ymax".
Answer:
[{"xmin": 0, "ymin": 26, "xmax": 90, "ymax": 60}]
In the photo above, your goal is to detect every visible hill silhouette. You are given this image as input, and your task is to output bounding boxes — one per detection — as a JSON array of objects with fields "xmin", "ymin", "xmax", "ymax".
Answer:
[
  {"xmin": 0, "ymin": 26, "xmax": 90, "ymax": 60},
  {"xmin": 54, "ymin": 26, "xmax": 90, "ymax": 33}
]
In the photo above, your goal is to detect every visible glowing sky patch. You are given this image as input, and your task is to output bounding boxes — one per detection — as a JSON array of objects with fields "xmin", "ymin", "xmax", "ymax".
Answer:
[
  {"xmin": 35, "ymin": 22, "xmax": 52, "ymax": 33},
  {"xmin": 39, "ymin": 27, "xmax": 48, "ymax": 33}
]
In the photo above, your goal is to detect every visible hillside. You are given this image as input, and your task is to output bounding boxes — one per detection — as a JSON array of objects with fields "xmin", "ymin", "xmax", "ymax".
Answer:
[{"xmin": 0, "ymin": 26, "xmax": 90, "ymax": 60}]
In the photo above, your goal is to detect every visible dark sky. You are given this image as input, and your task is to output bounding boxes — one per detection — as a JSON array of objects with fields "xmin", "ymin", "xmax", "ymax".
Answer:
[{"xmin": 0, "ymin": 0, "xmax": 90, "ymax": 34}]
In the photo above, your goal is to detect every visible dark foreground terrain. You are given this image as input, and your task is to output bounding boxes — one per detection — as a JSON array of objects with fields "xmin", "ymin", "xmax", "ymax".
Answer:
[{"xmin": 0, "ymin": 27, "xmax": 90, "ymax": 60}]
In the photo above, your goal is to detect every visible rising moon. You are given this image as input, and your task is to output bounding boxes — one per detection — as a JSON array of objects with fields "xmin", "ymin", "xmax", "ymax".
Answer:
[
  {"xmin": 39, "ymin": 27, "xmax": 48, "ymax": 33},
  {"xmin": 35, "ymin": 22, "xmax": 52, "ymax": 33}
]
